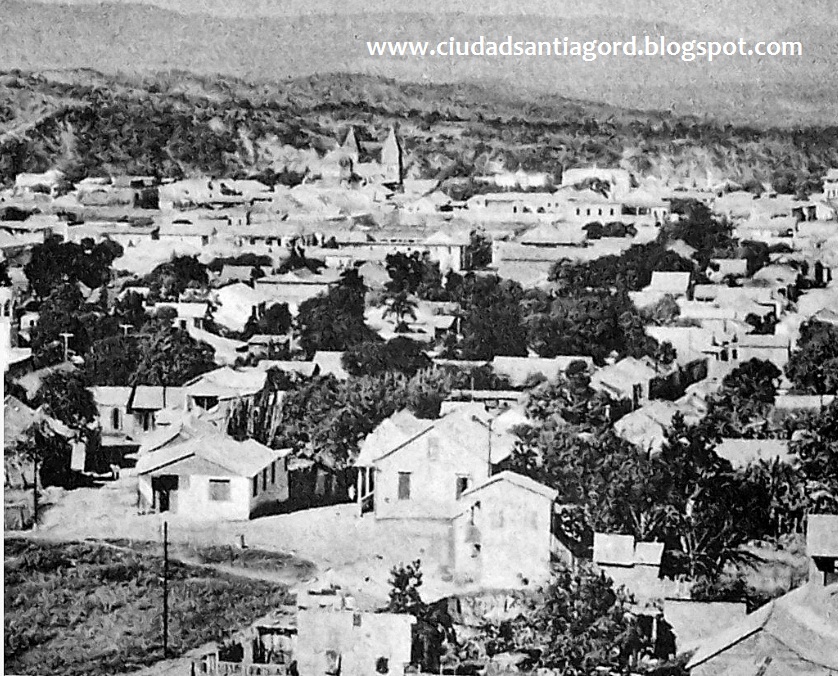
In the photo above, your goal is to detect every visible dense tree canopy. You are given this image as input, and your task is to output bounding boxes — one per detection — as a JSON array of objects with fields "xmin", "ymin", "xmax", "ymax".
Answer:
[
  {"xmin": 82, "ymin": 335, "xmax": 144, "ymax": 386},
  {"xmin": 342, "ymin": 337, "xmax": 431, "ymax": 378},
  {"xmin": 129, "ymin": 324, "xmax": 216, "ymax": 386},
  {"xmin": 144, "ymin": 255, "xmax": 208, "ymax": 301},
  {"xmin": 35, "ymin": 370, "xmax": 97, "ymax": 433},
  {"xmin": 242, "ymin": 302, "xmax": 292, "ymax": 339},
  {"xmin": 297, "ymin": 269, "xmax": 377, "ymax": 355},
  {"xmin": 450, "ymin": 275, "xmax": 528, "ymax": 360},
  {"xmin": 704, "ymin": 358, "xmax": 782, "ymax": 438},
  {"xmin": 24, "ymin": 236, "xmax": 123, "ymax": 298},
  {"xmin": 786, "ymin": 320, "xmax": 838, "ymax": 394}
]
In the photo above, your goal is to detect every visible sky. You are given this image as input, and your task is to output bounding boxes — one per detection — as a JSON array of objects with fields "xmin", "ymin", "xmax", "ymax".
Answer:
[{"xmin": 28, "ymin": 0, "xmax": 833, "ymax": 33}]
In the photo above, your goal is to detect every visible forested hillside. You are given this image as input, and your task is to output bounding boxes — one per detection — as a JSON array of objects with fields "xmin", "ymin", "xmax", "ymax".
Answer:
[{"xmin": 1, "ymin": 69, "xmax": 836, "ymax": 194}]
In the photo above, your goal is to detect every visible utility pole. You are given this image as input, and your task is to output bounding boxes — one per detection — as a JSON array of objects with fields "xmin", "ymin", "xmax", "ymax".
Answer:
[
  {"xmin": 32, "ymin": 457, "xmax": 39, "ymax": 528},
  {"xmin": 162, "ymin": 520, "xmax": 169, "ymax": 658},
  {"xmin": 119, "ymin": 323, "xmax": 132, "ymax": 337},
  {"xmin": 59, "ymin": 332, "xmax": 73, "ymax": 362}
]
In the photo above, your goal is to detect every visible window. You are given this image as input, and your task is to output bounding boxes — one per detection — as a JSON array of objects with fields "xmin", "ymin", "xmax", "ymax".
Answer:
[
  {"xmin": 262, "ymin": 468, "xmax": 268, "ymax": 491},
  {"xmin": 455, "ymin": 476, "xmax": 471, "ymax": 499},
  {"xmin": 353, "ymin": 612, "xmax": 362, "ymax": 627},
  {"xmin": 271, "ymin": 461, "xmax": 276, "ymax": 484},
  {"xmin": 111, "ymin": 408, "xmax": 121, "ymax": 431},
  {"xmin": 253, "ymin": 476, "xmax": 259, "ymax": 497},
  {"xmin": 397, "ymin": 473, "xmax": 411, "ymax": 500},
  {"xmin": 209, "ymin": 479, "xmax": 231, "ymax": 502}
]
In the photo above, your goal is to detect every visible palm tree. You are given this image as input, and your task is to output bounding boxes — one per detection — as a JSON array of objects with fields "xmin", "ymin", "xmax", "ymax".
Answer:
[{"xmin": 384, "ymin": 291, "xmax": 417, "ymax": 333}]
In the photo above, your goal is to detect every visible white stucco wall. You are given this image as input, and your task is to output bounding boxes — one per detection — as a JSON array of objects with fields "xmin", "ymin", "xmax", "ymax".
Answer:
[
  {"xmin": 453, "ymin": 481, "xmax": 553, "ymax": 589},
  {"xmin": 374, "ymin": 432, "xmax": 490, "ymax": 520}
]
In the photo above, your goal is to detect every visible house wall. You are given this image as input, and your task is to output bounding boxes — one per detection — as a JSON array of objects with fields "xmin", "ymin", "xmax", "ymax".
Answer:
[
  {"xmin": 295, "ymin": 610, "xmax": 414, "ymax": 676},
  {"xmin": 138, "ymin": 460, "xmax": 287, "ymax": 520},
  {"xmin": 374, "ymin": 433, "xmax": 491, "ymax": 520},
  {"xmin": 249, "ymin": 458, "xmax": 290, "ymax": 513},
  {"xmin": 452, "ymin": 483, "xmax": 553, "ymax": 589},
  {"xmin": 599, "ymin": 563, "xmax": 663, "ymax": 600},
  {"xmin": 97, "ymin": 403, "xmax": 154, "ymax": 440}
]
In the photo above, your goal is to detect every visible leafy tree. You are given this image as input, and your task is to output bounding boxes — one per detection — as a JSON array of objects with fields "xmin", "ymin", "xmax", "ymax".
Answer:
[
  {"xmin": 82, "ymin": 335, "xmax": 143, "ymax": 386},
  {"xmin": 641, "ymin": 295, "xmax": 681, "ymax": 326},
  {"xmin": 385, "ymin": 252, "xmax": 426, "ymax": 294},
  {"xmin": 24, "ymin": 236, "xmax": 122, "ymax": 298},
  {"xmin": 297, "ymin": 269, "xmax": 376, "ymax": 355},
  {"xmin": 383, "ymin": 291, "xmax": 418, "ymax": 332},
  {"xmin": 8, "ymin": 423, "xmax": 75, "ymax": 488},
  {"xmin": 387, "ymin": 560, "xmax": 426, "ymax": 615},
  {"xmin": 144, "ymin": 255, "xmax": 208, "ymax": 301},
  {"xmin": 0, "ymin": 260, "xmax": 12, "ymax": 286},
  {"xmin": 475, "ymin": 563, "xmax": 652, "ymax": 673},
  {"xmin": 524, "ymin": 289, "xmax": 667, "ymax": 365},
  {"xmin": 270, "ymin": 370, "xmax": 451, "ymax": 471},
  {"xmin": 453, "ymin": 275, "xmax": 527, "ymax": 360},
  {"xmin": 35, "ymin": 370, "xmax": 97, "ymax": 433},
  {"xmin": 786, "ymin": 320, "xmax": 838, "ymax": 394},
  {"xmin": 704, "ymin": 358, "xmax": 781, "ymax": 438},
  {"xmin": 690, "ymin": 573, "xmax": 775, "ymax": 613},
  {"xmin": 113, "ymin": 291, "xmax": 150, "ymax": 330},
  {"xmin": 525, "ymin": 361, "xmax": 615, "ymax": 429},
  {"xmin": 207, "ymin": 253, "xmax": 273, "ymax": 273},
  {"xmin": 342, "ymin": 337, "xmax": 430, "ymax": 378},
  {"xmin": 665, "ymin": 200, "xmax": 735, "ymax": 266},
  {"xmin": 464, "ymin": 231, "xmax": 492, "ymax": 270},
  {"xmin": 549, "ymin": 242, "xmax": 694, "ymax": 295},
  {"xmin": 242, "ymin": 302, "xmax": 292, "ymax": 339},
  {"xmin": 30, "ymin": 283, "xmax": 87, "ymax": 359},
  {"xmin": 130, "ymin": 325, "xmax": 216, "ymax": 386},
  {"xmin": 789, "ymin": 401, "xmax": 838, "ymax": 514}
]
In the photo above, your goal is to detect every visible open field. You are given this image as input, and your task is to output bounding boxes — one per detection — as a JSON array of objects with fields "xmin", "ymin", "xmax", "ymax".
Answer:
[{"xmin": 3, "ymin": 538, "xmax": 291, "ymax": 676}]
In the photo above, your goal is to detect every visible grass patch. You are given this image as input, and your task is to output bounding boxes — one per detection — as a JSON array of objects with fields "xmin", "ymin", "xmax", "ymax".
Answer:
[
  {"xmin": 4, "ymin": 538, "xmax": 290, "ymax": 676},
  {"xmin": 105, "ymin": 539, "xmax": 316, "ymax": 579}
]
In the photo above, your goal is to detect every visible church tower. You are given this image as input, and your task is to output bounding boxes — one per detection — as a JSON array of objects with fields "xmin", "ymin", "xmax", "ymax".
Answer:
[
  {"xmin": 381, "ymin": 125, "xmax": 403, "ymax": 186},
  {"xmin": 342, "ymin": 127, "xmax": 361, "ymax": 166}
]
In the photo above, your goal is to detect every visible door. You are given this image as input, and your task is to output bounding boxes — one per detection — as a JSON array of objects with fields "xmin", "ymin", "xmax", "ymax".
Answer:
[{"xmin": 152, "ymin": 475, "xmax": 179, "ymax": 513}]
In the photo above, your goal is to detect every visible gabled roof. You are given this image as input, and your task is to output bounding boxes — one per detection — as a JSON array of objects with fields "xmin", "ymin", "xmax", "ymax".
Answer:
[
  {"xmin": 459, "ymin": 470, "xmax": 557, "ymax": 501},
  {"xmin": 355, "ymin": 410, "xmax": 433, "ymax": 467},
  {"xmin": 138, "ymin": 414, "xmax": 219, "ymax": 455},
  {"xmin": 136, "ymin": 435, "xmax": 288, "ymax": 477},
  {"xmin": 687, "ymin": 583, "xmax": 838, "ymax": 671},
  {"xmin": 356, "ymin": 403, "xmax": 501, "ymax": 468},
  {"xmin": 90, "ymin": 386, "xmax": 133, "ymax": 408},
  {"xmin": 184, "ymin": 367, "xmax": 267, "ymax": 399}
]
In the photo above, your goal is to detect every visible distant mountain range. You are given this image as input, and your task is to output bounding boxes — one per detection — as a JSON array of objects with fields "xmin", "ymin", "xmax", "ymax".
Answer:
[{"xmin": 1, "ymin": 0, "xmax": 837, "ymax": 126}]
